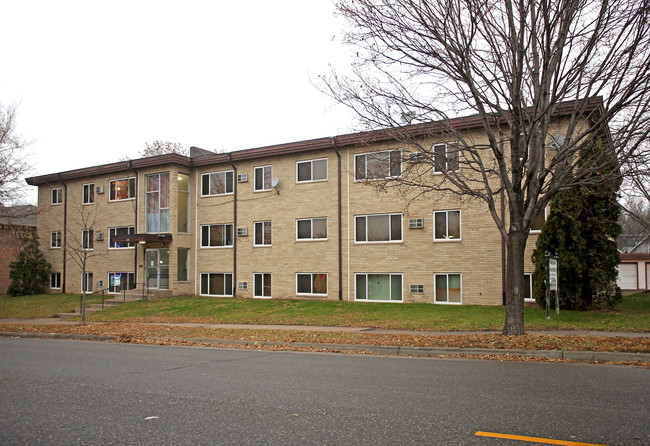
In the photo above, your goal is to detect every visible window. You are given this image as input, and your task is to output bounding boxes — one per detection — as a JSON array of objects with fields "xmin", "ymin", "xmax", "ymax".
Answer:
[
  {"xmin": 434, "ymin": 273, "xmax": 462, "ymax": 304},
  {"xmin": 51, "ymin": 188, "xmax": 63, "ymax": 205},
  {"xmin": 355, "ymin": 213, "xmax": 402, "ymax": 243},
  {"xmin": 109, "ymin": 226, "xmax": 135, "ymax": 248},
  {"xmin": 355, "ymin": 149, "xmax": 401, "ymax": 180},
  {"xmin": 433, "ymin": 143, "xmax": 459, "ymax": 173},
  {"xmin": 50, "ymin": 231, "xmax": 62, "ymax": 248},
  {"xmin": 254, "ymin": 221, "xmax": 272, "ymax": 246},
  {"xmin": 254, "ymin": 165, "xmax": 272, "ymax": 191},
  {"xmin": 531, "ymin": 208, "xmax": 546, "ymax": 232},
  {"xmin": 50, "ymin": 272, "xmax": 61, "ymax": 289},
  {"xmin": 434, "ymin": 210, "xmax": 461, "ymax": 241},
  {"xmin": 178, "ymin": 173, "xmax": 190, "ymax": 232},
  {"xmin": 109, "ymin": 178, "xmax": 135, "ymax": 201},
  {"xmin": 296, "ymin": 218, "xmax": 327, "ymax": 240},
  {"xmin": 201, "ymin": 171, "xmax": 233, "ymax": 196},
  {"xmin": 201, "ymin": 224, "xmax": 233, "ymax": 247},
  {"xmin": 108, "ymin": 272, "xmax": 135, "ymax": 293},
  {"xmin": 146, "ymin": 173, "xmax": 170, "ymax": 232},
  {"xmin": 82, "ymin": 229, "xmax": 94, "ymax": 251},
  {"xmin": 524, "ymin": 273, "xmax": 534, "ymax": 301},
  {"xmin": 297, "ymin": 158, "xmax": 327, "ymax": 182},
  {"xmin": 297, "ymin": 273, "xmax": 328, "ymax": 295},
  {"xmin": 355, "ymin": 273, "xmax": 403, "ymax": 301},
  {"xmin": 200, "ymin": 273, "xmax": 233, "ymax": 296},
  {"xmin": 82, "ymin": 272, "xmax": 93, "ymax": 293},
  {"xmin": 82, "ymin": 183, "xmax": 94, "ymax": 205},
  {"xmin": 177, "ymin": 248, "xmax": 189, "ymax": 282},
  {"xmin": 254, "ymin": 273, "xmax": 272, "ymax": 298}
]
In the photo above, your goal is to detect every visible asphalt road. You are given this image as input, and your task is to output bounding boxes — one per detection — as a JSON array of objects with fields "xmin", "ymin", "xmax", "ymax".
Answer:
[{"xmin": 0, "ymin": 338, "xmax": 648, "ymax": 445}]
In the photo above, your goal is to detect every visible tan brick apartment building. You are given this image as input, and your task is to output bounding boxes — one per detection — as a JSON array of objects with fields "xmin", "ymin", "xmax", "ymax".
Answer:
[{"xmin": 26, "ymin": 110, "xmax": 574, "ymax": 305}]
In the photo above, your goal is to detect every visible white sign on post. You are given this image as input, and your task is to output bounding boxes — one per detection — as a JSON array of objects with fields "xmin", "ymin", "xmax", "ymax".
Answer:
[{"xmin": 548, "ymin": 258, "xmax": 558, "ymax": 291}]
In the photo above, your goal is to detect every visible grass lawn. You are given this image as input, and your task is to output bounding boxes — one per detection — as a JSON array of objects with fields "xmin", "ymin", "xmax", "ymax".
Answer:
[
  {"xmin": 0, "ymin": 294, "xmax": 102, "ymax": 319},
  {"xmin": 1, "ymin": 292, "xmax": 648, "ymax": 332},
  {"xmin": 76, "ymin": 292, "xmax": 650, "ymax": 332}
]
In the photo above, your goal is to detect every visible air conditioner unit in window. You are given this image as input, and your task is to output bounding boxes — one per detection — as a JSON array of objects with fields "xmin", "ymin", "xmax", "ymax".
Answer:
[
  {"xmin": 408, "ymin": 218, "xmax": 424, "ymax": 229},
  {"xmin": 237, "ymin": 282, "xmax": 248, "ymax": 290},
  {"xmin": 408, "ymin": 152, "xmax": 424, "ymax": 161},
  {"xmin": 237, "ymin": 227, "xmax": 248, "ymax": 237},
  {"xmin": 96, "ymin": 280, "xmax": 104, "ymax": 287},
  {"xmin": 96, "ymin": 186, "xmax": 105, "ymax": 194},
  {"xmin": 237, "ymin": 173, "xmax": 248, "ymax": 183},
  {"xmin": 95, "ymin": 232, "xmax": 104, "ymax": 241},
  {"xmin": 410, "ymin": 284, "xmax": 424, "ymax": 294}
]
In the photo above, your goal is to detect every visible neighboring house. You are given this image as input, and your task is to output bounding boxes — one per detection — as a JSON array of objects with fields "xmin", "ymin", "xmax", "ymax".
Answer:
[
  {"xmin": 617, "ymin": 253, "xmax": 650, "ymax": 292},
  {"xmin": 25, "ymin": 102, "xmax": 600, "ymax": 305},
  {"xmin": 617, "ymin": 234, "xmax": 650, "ymax": 253},
  {"xmin": 0, "ymin": 205, "xmax": 38, "ymax": 295}
]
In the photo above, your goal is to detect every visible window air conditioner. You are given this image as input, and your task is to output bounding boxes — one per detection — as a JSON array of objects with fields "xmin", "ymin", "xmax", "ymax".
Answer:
[
  {"xmin": 96, "ymin": 186, "xmax": 105, "ymax": 194},
  {"xmin": 410, "ymin": 284, "xmax": 424, "ymax": 294},
  {"xmin": 408, "ymin": 218, "xmax": 424, "ymax": 229},
  {"xmin": 237, "ymin": 282, "xmax": 248, "ymax": 290},
  {"xmin": 237, "ymin": 173, "xmax": 248, "ymax": 183},
  {"xmin": 96, "ymin": 280, "xmax": 104, "ymax": 287},
  {"xmin": 95, "ymin": 232, "xmax": 104, "ymax": 241},
  {"xmin": 237, "ymin": 227, "xmax": 248, "ymax": 237}
]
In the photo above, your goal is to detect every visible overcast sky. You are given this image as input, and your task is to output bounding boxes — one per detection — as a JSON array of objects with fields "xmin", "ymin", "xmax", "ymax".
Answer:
[{"xmin": 1, "ymin": 0, "xmax": 355, "ymax": 203}]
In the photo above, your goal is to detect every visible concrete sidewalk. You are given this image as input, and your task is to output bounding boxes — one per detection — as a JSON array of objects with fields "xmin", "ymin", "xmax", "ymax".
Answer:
[{"xmin": 1, "ymin": 318, "xmax": 648, "ymax": 338}]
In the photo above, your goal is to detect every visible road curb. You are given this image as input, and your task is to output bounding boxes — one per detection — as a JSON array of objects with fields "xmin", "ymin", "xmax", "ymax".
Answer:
[{"xmin": 1, "ymin": 331, "xmax": 648, "ymax": 363}]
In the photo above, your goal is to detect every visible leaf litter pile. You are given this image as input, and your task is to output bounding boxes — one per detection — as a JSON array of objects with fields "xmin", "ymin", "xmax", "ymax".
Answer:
[{"xmin": 1, "ymin": 322, "xmax": 648, "ymax": 365}]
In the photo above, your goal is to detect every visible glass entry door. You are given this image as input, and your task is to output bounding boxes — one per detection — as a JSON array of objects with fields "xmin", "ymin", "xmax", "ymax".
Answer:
[{"xmin": 145, "ymin": 249, "xmax": 169, "ymax": 289}]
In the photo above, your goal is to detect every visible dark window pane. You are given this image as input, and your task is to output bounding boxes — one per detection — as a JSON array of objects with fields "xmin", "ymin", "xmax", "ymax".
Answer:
[
  {"xmin": 390, "ymin": 214, "xmax": 402, "ymax": 241},
  {"xmin": 355, "ymin": 216, "xmax": 366, "ymax": 242},
  {"xmin": 312, "ymin": 218, "xmax": 327, "ymax": 239},
  {"xmin": 390, "ymin": 275, "xmax": 402, "ymax": 301},
  {"xmin": 367, "ymin": 215, "xmax": 389, "ymax": 241},
  {"xmin": 297, "ymin": 220, "xmax": 311, "ymax": 239},
  {"xmin": 355, "ymin": 155, "xmax": 366, "ymax": 180},
  {"xmin": 312, "ymin": 159, "xmax": 327, "ymax": 180},
  {"xmin": 434, "ymin": 212, "xmax": 446, "ymax": 239},
  {"xmin": 297, "ymin": 162, "xmax": 311, "ymax": 182},
  {"xmin": 355, "ymin": 275, "xmax": 367, "ymax": 299},
  {"xmin": 448, "ymin": 211, "xmax": 460, "ymax": 239},
  {"xmin": 297, "ymin": 274, "xmax": 311, "ymax": 293}
]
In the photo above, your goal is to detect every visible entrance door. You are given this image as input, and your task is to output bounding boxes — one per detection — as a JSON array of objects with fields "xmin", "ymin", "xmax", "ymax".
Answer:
[{"xmin": 145, "ymin": 249, "xmax": 169, "ymax": 289}]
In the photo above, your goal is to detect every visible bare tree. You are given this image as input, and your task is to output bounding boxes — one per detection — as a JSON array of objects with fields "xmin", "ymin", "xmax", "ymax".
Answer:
[
  {"xmin": 0, "ymin": 103, "xmax": 31, "ymax": 205},
  {"xmin": 141, "ymin": 140, "xmax": 187, "ymax": 157},
  {"xmin": 323, "ymin": 0, "xmax": 650, "ymax": 334}
]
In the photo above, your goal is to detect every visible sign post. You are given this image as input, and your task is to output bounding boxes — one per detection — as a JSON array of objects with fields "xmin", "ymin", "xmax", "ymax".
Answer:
[{"xmin": 545, "ymin": 253, "xmax": 559, "ymax": 319}]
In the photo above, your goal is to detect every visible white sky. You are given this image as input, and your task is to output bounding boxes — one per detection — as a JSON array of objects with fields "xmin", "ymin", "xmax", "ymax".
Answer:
[{"xmin": 1, "ymin": 0, "xmax": 355, "ymax": 204}]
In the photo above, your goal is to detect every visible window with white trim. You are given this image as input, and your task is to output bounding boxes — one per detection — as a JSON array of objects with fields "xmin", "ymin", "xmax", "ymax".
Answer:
[
  {"xmin": 530, "ymin": 208, "xmax": 546, "ymax": 232},
  {"xmin": 82, "ymin": 229, "xmax": 94, "ymax": 251},
  {"xmin": 50, "ymin": 231, "xmax": 62, "ymax": 248},
  {"xmin": 296, "ymin": 273, "xmax": 328, "ymax": 295},
  {"xmin": 177, "ymin": 248, "xmax": 189, "ymax": 282},
  {"xmin": 109, "ymin": 226, "xmax": 135, "ymax": 248},
  {"xmin": 201, "ymin": 170, "xmax": 233, "ymax": 196},
  {"xmin": 82, "ymin": 272, "xmax": 93, "ymax": 293},
  {"xmin": 433, "ymin": 143, "xmax": 459, "ymax": 173},
  {"xmin": 51, "ymin": 188, "xmax": 63, "ymax": 205},
  {"xmin": 355, "ymin": 213, "xmax": 402, "ymax": 243},
  {"xmin": 434, "ymin": 273, "xmax": 462, "ymax": 304},
  {"xmin": 355, "ymin": 273, "xmax": 403, "ymax": 301},
  {"xmin": 296, "ymin": 218, "xmax": 327, "ymax": 240},
  {"xmin": 109, "ymin": 178, "xmax": 135, "ymax": 201},
  {"xmin": 201, "ymin": 224, "xmax": 233, "ymax": 247},
  {"xmin": 297, "ymin": 158, "xmax": 327, "ymax": 182},
  {"xmin": 108, "ymin": 272, "xmax": 135, "ymax": 293},
  {"xmin": 254, "ymin": 165, "xmax": 272, "ymax": 191},
  {"xmin": 82, "ymin": 183, "xmax": 94, "ymax": 205},
  {"xmin": 355, "ymin": 149, "xmax": 401, "ymax": 180},
  {"xmin": 433, "ymin": 210, "xmax": 461, "ymax": 241},
  {"xmin": 50, "ymin": 272, "xmax": 61, "ymax": 289},
  {"xmin": 200, "ymin": 273, "xmax": 233, "ymax": 296},
  {"xmin": 254, "ymin": 273, "xmax": 272, "ymax": 298},
  {"xmin": 254, "ymin": 221, "xmax": 272, "ymax": 246}
]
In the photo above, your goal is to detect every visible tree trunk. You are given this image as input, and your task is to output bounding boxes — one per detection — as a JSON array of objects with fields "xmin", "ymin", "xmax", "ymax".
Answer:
[{"xmin": 503, "ymin": 231, "xmax": 527, "ymax": 335}]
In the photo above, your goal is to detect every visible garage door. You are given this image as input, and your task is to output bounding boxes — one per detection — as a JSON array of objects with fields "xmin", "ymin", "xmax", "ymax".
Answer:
[{"xmin": 617, "ymin": 263, "xmax": 638, "ymax": 290}]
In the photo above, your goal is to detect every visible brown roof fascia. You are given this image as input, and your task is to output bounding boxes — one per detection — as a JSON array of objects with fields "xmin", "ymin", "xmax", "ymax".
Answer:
[
  {"xmin": 620, "ymin": 252, "xmax": 650, "ymax": 261},
  {"xmin": 26, "ymin": 98, "xmax": 603, "ymax": 185}
]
